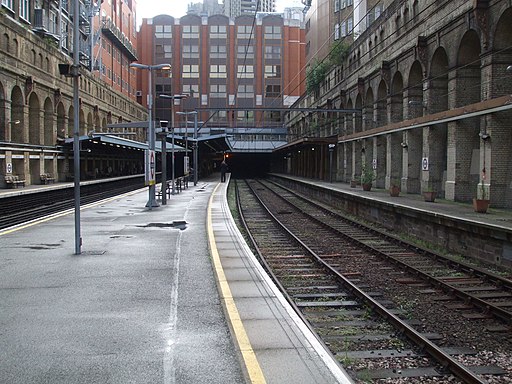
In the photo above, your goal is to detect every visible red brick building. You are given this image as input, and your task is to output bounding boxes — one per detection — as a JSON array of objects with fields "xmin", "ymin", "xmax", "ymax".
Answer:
[{"xmin": 136, "ymin": 13, "xmax": 305, "ymax": 141}]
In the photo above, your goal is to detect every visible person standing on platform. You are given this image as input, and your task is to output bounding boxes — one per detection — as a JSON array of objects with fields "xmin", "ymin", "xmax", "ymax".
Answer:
[{"xmin": 220, "ymin": 160, "xmax": 228, "ymax": 182}]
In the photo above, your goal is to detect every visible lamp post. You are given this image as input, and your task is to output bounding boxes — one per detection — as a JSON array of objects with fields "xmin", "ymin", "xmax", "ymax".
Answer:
[
  {"xmin": 129, "ymin": 62, "xmax": 170, "ymax": 209},
  {"xmin": 159, "ymin": 94, "xmax": 188, "ymax": 197},
  {"xmin": 328, "ymin": 143, "xmax": 336, "ymax": 183},
  {"xmin": 176, "ymin": 111, "xmax": 198, "ymax": 184}
]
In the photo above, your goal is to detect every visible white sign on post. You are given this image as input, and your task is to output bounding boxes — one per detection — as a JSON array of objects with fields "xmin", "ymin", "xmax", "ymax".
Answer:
[
  {"xmin": 6, "ymin": 162, "xmax": 12, "ymax": 174},
  {"xmin": 184, "ymin": 156, "xmax": 189, "ymax": 175},
  {"xmin": 149, "ymin": 150, "xmax": 155, "ymax": 185},
  {"xmin": 422, "ymin": 157, "xmax": 429, "ymax": 171},
  {"xmin": 145, "ymin": 150, "xmax": 156, "ymax": 186}
]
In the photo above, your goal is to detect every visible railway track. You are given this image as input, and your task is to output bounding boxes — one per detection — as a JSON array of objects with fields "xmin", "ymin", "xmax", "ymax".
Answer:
[
  {"xmin": 0, "ymin": 176, "xmax": 145, "ymax": 230},
  {"xmin": 235, "ymin": 178, "xmax": 511, "ymax": 383}
]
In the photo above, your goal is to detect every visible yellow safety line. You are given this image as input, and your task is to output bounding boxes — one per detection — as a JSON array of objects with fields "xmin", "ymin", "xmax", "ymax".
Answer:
[{"xmin": 207, "ymin": 184, "xmax": 266, "ymax": 384}]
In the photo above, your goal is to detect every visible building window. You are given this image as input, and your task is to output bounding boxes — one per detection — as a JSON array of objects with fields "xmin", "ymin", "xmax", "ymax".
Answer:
[
  {"xmin": 156, "ymin": 45, "xmax": 173, "ymax": 62},
  {"xmin": 264, "ymin": 65, "xmax": 281, "ymax": 79},
  {"xmin": 210, "ymin": 84, "xmax": 226, "ymax": 98},
  {"xmin": 237, "ymin": 111, "xmax": 254, "ymax": 121},
  {"xmin": 210, "ymin": 45, "xmax": 227, "ymax": 59},
  {"xmin": 183, "ymin": 44, "xmax": 199, "ymax": 58},
  {"xmin": 209, "ymin": 64, "xmax": 226, "ymax": 78},
  {"xmin": 264, "ymin": 25, "xmax": 281, "ymax": 39},
  {"xmin": 237, "ymin": 84, "xmax": 254, "ymax": 98},
  {"xmin": 183, "ymin": 64, "xmax": 199, "ymax": 78},
  {"xmin": 237, "ymin": 25, "xmax": 253, "ymax": 39},
  {"xmin": 61, "ymin": 20, "xmax": 69, "ymax": 49},
  {"xmin": 347, "ymin": 17, "xmax": 353, "ymax": 33},
  {"xmin": 237, "ymin": 45, "xmax": 254, "ymax": 59},
  {"xmin": 49, "ymin": 9, "xmax": 58, "ymax": 34},
  {"xmin": 155, "ymin": 25, "xmax": 172, "ymax": 39},
  {"xmin": 237, "ymin": 65, "xmax": 254, "ymax": 78},
  {"xmin": 182, "ymin": 25, "xmax": 199, "ymax": 39},
  {"xmin": 264, "ymin": 45, "xmax": 281, "ymax": 59},
  {"xmin": 334, "ymin": 23, "xmax": 340, "ymax": 40},
  {"xmin": 183, "ymin": 84, "xmax": 199, "ymax": 97},
  {"xmin": 210, "ymin": 25, "xmax": 227, "ymax": 39},
  {"xmin": 19, "ymin": 0, "xmax": 29, "ymax": 20},
  {"xmin": 1, "ymin": 0, "xmax": 13, "ymax": 10},
  {"xmin": 265, "ymin": 84, "xmax": 281, "ymax": 98},
  {"xmin": 334, "ymin": 0, "xmax": 340, "ymax": 12},
  {"xmin": 341, "ymin": 21, "xmax": 346, "ymax": 37}
]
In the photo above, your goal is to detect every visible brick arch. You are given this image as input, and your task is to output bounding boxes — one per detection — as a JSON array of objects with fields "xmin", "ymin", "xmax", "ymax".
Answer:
[
  {"xmin": 354, "ymin": 94, "xmax": 363, "ymax": 134},
  {"xmin": 407, "ymin": 60, "xmax": 423, "ymax": 119},
  {"xmin": 376, "ymin": 80, "xmax": 387, "ymax": 127},
  {"xmin": 390, "ymin": 72, "xmax": 404, "ymax": 123},
  {"xmin": 43, "ymin": 97, "xmax": 54, "ymax": 146},
  {"xmin": 11, "ymin": 86, "xmax": 24, "ymax": 143},
  {"xmin": 87, "ymin": 111, "xmax": 93, "ymax": 135},
  {"xmin": 79, "ymin": 109, "xmax": 86, "ymax": 136},
  {"xmin": 28, "ymin": 92, "xmax": 41, "ymax": 145},
  {"xmin": 456, "ymin": 30, "xmax": 481, "ymax": 106},
  {"xmin": 343, "ymin": 96, "xmax": 350, "ymax": 127},
  {"xmin": 492, "ymin": 7, "xmax": 512, "ymax": 96},
  {"xmin": 364, "ymin": 87, "xmax": 374, "ymax": 130},
  {"xmin": 429, "ymin": 47, "xmax": 449, "ymax": 113},
  {"xmin": 2, "ymin": 33, "xmax": 9, "ymax": 54},
  {"xmin": 489, "ymin": 6, "xmax": 512, "ymax": 207},
  {"xmin": 427, "ymin": 47, "xmax": 449, "ymax": 196},
  {"xmin": 0, "ymin": 81, "xmax": 5, "ymax": 141},
  {"xmin": 67, "ymin": 105, "xmax": 74, "ymax": 138},
  {"xmin": 56, "ymin": 102, "xmax": 66, "ymax": 140}
]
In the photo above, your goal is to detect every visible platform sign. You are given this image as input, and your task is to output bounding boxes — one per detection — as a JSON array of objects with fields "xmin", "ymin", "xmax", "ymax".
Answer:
[
  {"xmin": 184, "ymin": 156, "xmax": 189, "ymax": 175},
  {"xmin": 6, "ymin": 162, "xmax": 12, "ymax": 174},
  {"xmin": 422, "ymin": 157, "xmax": 429, "ymax": 171},
  {"xmin": 145, "ymin": 150, "xmax": 156, "ymax": 186},
  {"xmin": 372, "ymin": 158, "xmax": 377, "ymax": 170}
]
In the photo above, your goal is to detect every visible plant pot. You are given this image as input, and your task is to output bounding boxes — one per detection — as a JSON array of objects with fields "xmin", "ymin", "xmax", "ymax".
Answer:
[
  {"xmin": 389, "ymin": 185, "xmax": 400, "ymax": 197},
  {"xmin": 362, "ymin": 183, "xmax": 372, "ymax": 191},
  {"xmin": 423, "ymin": 191, "xmax": 437, "ymax": 202},
  {"xmin": 350, "ymin": 179, "xmax": 358, "ymax": 188},
  {"xmin": 473, "ymin": 198, "xmax": 490, "ymax": 213}
]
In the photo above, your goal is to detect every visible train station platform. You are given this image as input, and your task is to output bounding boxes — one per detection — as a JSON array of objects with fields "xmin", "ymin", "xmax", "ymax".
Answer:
[
  {"xmin": 269, "ymin": 173, "xmax": 512, "ymax": 231},
  {"xmin": 0, "ymin": 175, "xmax": 351, "ymax": 383},
  {"xmin": 269, "ymin": 173, "xmax": 512, "ymax": 270}
]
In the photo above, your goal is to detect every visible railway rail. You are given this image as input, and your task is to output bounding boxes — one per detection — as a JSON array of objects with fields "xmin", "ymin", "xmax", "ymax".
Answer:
[
  {"xmin": 0, "ymin": 176, "xmax": 145, "ymax": 230},
  {"xmin": 234, "ymin": 178, "xmax": 511, "ymax": 383}
]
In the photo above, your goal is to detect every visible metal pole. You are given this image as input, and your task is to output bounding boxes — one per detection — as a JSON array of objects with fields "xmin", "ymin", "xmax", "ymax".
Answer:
[
  {"xmin": 185, "ymin": 115, "xmax": 188, "ymax": 177},
  {"xmin": 193, "ymin": 113, "xmax": 198, "ymax": 186},
  {"xmin": 171, "ymin": 101, "xmax": 176, "ymax": 195},
  {"xmin": 146, "ymin": 68, "xmax": 158, "ymax": 208},
  {"xmin": 328, "ymin": 144, "xmax": 335, "ymax": 183},
  {"xmin": 161, "ymin": 131, "xmax": 167, "ymax": 205},
  {"xmin": 73, "ymin": 0, "xmax": 81, "ymax": 255}
]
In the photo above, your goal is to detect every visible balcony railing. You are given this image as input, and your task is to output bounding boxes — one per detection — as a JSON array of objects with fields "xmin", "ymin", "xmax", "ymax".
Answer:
[{"xmin": 101, "ymin": 17, "xmax": 138, "ymax": 61}]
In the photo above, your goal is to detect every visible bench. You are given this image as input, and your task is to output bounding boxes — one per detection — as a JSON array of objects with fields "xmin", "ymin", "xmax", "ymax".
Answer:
[
  {"xmin": 5, "ymin": 175, "xmax": 26, "ymax": 188},
  {"xmin": 40, "ymin": 173, "xmax": 56, "ymax": 184}
]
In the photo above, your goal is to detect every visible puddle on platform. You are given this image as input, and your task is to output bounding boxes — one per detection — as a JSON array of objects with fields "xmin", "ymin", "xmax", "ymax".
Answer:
[{"xmin": 137, "ymin": 221, "xmax": 188, "ymax": 230}]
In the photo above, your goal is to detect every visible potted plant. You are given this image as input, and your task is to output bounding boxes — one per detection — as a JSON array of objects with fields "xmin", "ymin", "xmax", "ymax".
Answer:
[
  {"xmin": 361, "ymin": 165, "xmax": 375, "ymax": 191},
  {"xmin": 350, "ymin": 178, "xmax": 359, "ymax": 188},
  {"xmin": 473, "ymin": 181, "xmax": 490, "ymax": 213},
  {"xmin": 389, "ymin": 180, "xmax": 401, "ymax": 197},
  {"xmin": 423, "ymin": 186, "xmax": 437, "ymax": 202}
]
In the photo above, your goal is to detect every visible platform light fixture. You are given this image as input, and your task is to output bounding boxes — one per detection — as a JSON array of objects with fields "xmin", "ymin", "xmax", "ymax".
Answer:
[{"xmin": 129, "ymin": 63, "xmax": 171, "ymax": 209}]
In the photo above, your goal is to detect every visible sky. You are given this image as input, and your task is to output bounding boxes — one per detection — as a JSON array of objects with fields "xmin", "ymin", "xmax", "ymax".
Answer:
[{"xmin": 137, "ymin": 0, "xmax": 304, "ymax": 27}]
